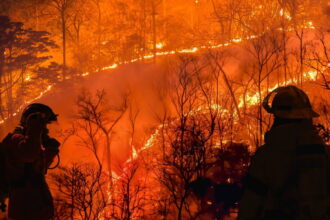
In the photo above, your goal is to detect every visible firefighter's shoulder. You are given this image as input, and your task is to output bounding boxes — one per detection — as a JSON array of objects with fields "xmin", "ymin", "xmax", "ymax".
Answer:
[
  {"xmin": 252, "ymin": 144, "xmax": 269, "ymax": 158},
  {"xmin": 325, "ymin": 145, "xmax": 330, "ymax": 160},
  {"xmin": 248, "ymin": 144, "xmax": 272, "ymax": 174}
]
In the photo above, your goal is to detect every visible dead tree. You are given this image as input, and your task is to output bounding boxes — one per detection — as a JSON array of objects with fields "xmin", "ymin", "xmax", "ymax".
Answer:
[
  {"xmin": 49, "ymin": 0, "xmax": 76, "ymax": 79},
  {"xmin": 76, "ymin": 89, "xmax": 128, "ymax": 193},
  {"xmin": 110, "ymin": 160, "xmax": 148, "ymax": 220},
  {"xmin": 52, "ymin": 163, "xmax": 108, "ymax": 220},
  {"xmin": 241, "ymin": 31, "xmax": 282, "ymax": 147},
  {"xmin": 307, "ymin": 29, "xmax": 330, "ymax": 90},
  {"xmin": 150, "ymin": 56, "xmax": 224, "ymax": 219}
]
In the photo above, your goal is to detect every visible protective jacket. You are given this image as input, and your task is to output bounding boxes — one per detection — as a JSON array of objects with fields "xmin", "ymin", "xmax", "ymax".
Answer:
[
  {"xmin": 238, "ymin": 121, "xmax": 329, "ymax": 220},
  {"xmin": 3, "ymin": 126, "xmax": 59, "ymax": 220}
]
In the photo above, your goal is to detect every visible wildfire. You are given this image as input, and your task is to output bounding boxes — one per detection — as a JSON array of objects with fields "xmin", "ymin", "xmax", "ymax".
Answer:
[
  {"xmin": 143, "ymin": 125, "xmax": 162, "ymax": 150},
  {"xmin": 239, "ymin": 70, "xmax": 319, "ymax": 108},
  {"xmin": 1, "ymin": 20, "xmax": 321, "ymax": 134},
  {"xmin": 0, "ymin": 85, "xmax": 53, "ymax": 125},
  {"xmin": 239, "ymin": 93, "xmax": 260, "ymax": 107},
  {"xmin": 141, "ymin": 69, "xmax": 321, "ymax": 154}
]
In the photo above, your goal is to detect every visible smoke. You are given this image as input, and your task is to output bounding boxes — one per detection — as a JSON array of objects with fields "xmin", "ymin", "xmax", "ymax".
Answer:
[{"xmin": 35, "ymin": 60, "xmax": 172, "ymax": 171}]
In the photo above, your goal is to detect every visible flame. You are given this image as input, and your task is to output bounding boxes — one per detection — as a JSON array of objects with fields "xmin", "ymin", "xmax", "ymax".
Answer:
[
  {"xmin": 279, "ymin": 8, "xmax": 292, "ymax": 20},
  {"xmin": 140, "ymin": 66, "xmax": 322, "ymax": 153},
  {"xmin": 304, "ymin": 70, "xmax": 317, "ymax": 80},
  {"xmin": 132, "ymin": 146, "xmax": 138, "ymax": 160},
  {"xmin": 178, "ymin": 47, "xmax": 199, "ymax": 53},
  {"xmin": 25, "ymin": 75, "xmax": 32, "ymax": 81},
  {"xmin": 305, "ymin": 21, "xmax": 315, "ymax": 29},
  {"xmin": 82, "ymin": 72, "xmax": 90, "ymax": 77},
  {"xmin": 279, "ymin": 9, "xmax": 284, "ymax": 16},
  {"xmin": 143, "ymin": 125, "xmax": 162, "ymax": 150},
  {"xmin": 238, "ymin": 69, "xmax": 320, "ymax": 108},
  {"xmin": 232, "ymin": 38, "xmax": 243, "ymax": 43},
  {"xmin": 156, "ymin": 42, "xmax": 165, "ymax": 49},
  {"xmin": 239, "ymin": 92, "xmax": 260, "ymax": 108},
  {"xmin": 101, "ymin": 63, "xmax": 118, "ymax": 71}
]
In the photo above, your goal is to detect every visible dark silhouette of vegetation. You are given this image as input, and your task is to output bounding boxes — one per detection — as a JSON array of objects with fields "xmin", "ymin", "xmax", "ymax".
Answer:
[{"xmin": 0, "ymin": 16, "xmax": 58, "ymax": 120}]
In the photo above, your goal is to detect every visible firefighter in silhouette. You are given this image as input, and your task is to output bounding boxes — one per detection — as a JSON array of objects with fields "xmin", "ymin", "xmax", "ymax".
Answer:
[
  {"xmin": 238, "ymin": 85, "xmax": 329, "ymax": 220},
  {"xmin": 3, "ymin": 103, "xmax": 60, "ymax": 220}
]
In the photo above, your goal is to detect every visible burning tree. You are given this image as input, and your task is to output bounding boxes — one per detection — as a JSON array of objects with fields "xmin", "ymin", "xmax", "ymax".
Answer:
[
  {"xmin": 52, "ymin": 89, "xmax": 131, "ymax": 219},
  {"xmin": 75, "ymin": 89, "xmax": 128, "ymax": 190},
  {"xmin": 49, "ymin": 0, "xmax": 77, "ymax": 79},
  {"xmin": 240, "ymin": 31, "xmax": 282, "ymax": 147},
  {"xmin": 307, "ymin": 29, "xmax": 330, "ymax": 90},
  {"xmin": 110, "ymin": 160, "xmax": 148, "ymax": 220}
]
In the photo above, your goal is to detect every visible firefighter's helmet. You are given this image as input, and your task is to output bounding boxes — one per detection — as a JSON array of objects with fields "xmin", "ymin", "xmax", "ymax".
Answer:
[
  {"xmin": 20, "ymin": 103, "xmax": 58, "ymax": 126},
  {"xmin": 262, "ymin": 85, "xmax": 319, "ymax": 119}
]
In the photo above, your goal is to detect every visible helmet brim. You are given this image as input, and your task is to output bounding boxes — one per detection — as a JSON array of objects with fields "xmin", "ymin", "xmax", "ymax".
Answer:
[{"xmin": 48, "ymin": 114, "xmax": 59, "ymax": 123}]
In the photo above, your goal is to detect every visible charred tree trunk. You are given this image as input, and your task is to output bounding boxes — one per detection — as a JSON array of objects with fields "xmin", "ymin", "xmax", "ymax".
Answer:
[
  {"xmin": 295, "ymin": 29, "xmax": 305, "ymax": 86},
  {"xmin": 142, "ymin": 0, "xmax": 146, "ymax": 61},
  {"xmin": 103, "ymin": 131, "xmax": 114, "ymax": 198},
  {"xmin": 152, "ymin": 1, "xmax": 157, "ymax": 62},
  {"xmin": 0, "ymin": 48, "xmax": 4, "ymax": 120},
  {"xmin": 282, "ymin": 28, "xmax": 287, "ymax": 83},
  {"xmin": 96, "ymin": 0, "xmax": 101, "ymax": 71},
  {"xmin": 61, "ymin": 10, "xmax": 67, "ymax": 80},
  {"xmin": 7, "ymin": 47, "xmax": 13, "ymax": 120}
]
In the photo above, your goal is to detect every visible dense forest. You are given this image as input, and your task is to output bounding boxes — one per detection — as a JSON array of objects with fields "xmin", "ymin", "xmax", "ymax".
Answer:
[{"xmin": 1, "ymin": 0, "xmax": 330, "ymax": 219}]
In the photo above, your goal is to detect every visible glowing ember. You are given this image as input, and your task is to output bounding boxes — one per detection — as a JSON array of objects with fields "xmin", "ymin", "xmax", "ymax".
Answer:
[
  {"xmin": 306, "ymin": 21, "xmax": 315, "ymax": 29},
  {"xmin": 279, "ymin": 9, "xmax": 284, "ymax": 16},
  {"xmin": 279, "ymin": 8, "xmax": 292, "ymax": 20},
  {"xmin": 304, "ymin": 70, "xmax": 318, "ymax": 80},
  {"xmin": 102, "ymin": 64, "xmax": 118, "ymax": 70},
  {"xmin": 179, "ymin": 47, "xmax": 198, "ymax": 53},
  {"xmin": 82, "ymin": 72, "xmax": 90, "ymax": 77},
  {"xmin": 25, "ymin": 75, "xmax": 32, "ymax": 81},
  {"xmin": 239, "ymin": 93, "xmax": 260, "ymax": 108},
  {"xmin": 156, "ymin": 42, "xmax": 165, "ymax": 49},
  {"xmin": 232, "ymin": 38, "xmax": 243, "ymax": 43}
]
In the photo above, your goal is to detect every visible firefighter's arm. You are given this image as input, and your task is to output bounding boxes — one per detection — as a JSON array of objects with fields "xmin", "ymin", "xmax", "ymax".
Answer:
[
  {"xmin": 238, "ymin": 149, "xmax": 268, "ymax": 220},
  {"xmin": 11, "ymin": 113, "xmax": 44, "ymax": 162}
]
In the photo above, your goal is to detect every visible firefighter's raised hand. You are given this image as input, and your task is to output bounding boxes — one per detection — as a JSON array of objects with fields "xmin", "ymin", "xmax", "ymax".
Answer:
[
  {"xmin": 26, "ymin": 112, "xmax": 47, "ymax": 135},
  {"xmin": 43, "ymin": 136, "xmax": 60, "ymax": 149}
]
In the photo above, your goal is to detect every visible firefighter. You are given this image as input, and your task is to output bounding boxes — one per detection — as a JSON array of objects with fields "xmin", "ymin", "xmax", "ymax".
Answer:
[
  {"xmin": 3, "ymin": 103, "xmax": 60, "ymax": 220},
  {"xmin": 238, "ymin": 85, "xmax": 329, "ymax": 220}
]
